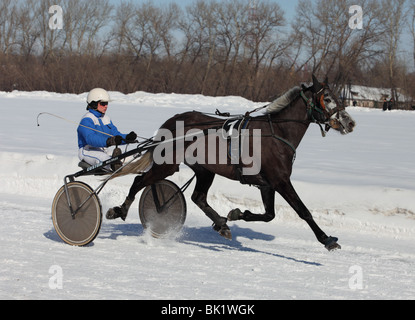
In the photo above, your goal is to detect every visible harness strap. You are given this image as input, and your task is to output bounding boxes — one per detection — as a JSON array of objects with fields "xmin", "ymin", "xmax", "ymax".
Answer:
[
  {"xmin": 266, "ymin": 114, "xmax": 297, "ymax": 163},
  {"xmin": 300, "ymin": 91, "xmax": 326, "ymax": 120},
  {"xmin": 300, "ymin": 90, "xmax": 329, "ymax": 137}
]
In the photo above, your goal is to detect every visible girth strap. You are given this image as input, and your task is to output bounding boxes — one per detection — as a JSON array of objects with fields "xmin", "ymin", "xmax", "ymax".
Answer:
[{"xmin": 266, "ymin": 114, "xmax": 297, "ymax": 163}]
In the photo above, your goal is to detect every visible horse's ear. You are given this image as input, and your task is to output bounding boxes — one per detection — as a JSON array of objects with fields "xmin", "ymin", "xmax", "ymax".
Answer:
[
  {"xmin": 323, "ymin": 76, "xmax": 328, "ymax": 86},
  {"xmin": 312, "ymin": 74, "xmax": 322, "ymax": 92},
  {"xmin": 312, "ymin": 74, "xmax": 319, "ymax": 87}
]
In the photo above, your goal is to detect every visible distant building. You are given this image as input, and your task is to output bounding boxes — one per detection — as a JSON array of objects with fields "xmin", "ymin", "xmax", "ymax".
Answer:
[{"xmin": 343, "ymin": 85, "xmax": 412, "ymax": 109}]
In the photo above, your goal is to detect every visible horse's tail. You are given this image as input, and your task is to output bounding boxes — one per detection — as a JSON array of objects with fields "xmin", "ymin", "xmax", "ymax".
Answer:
[{"xmin": 110, "ymin": 150, "xmax": 154, "ymax": 179}]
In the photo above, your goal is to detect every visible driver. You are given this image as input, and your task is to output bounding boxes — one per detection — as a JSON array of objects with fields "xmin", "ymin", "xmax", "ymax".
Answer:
[{"xmin": 78, "ymin": 88, "xmax": 137, "ymax": 171}]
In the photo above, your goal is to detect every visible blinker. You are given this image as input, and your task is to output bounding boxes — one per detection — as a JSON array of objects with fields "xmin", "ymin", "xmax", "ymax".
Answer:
[{"xmin": 320, "ymin": 95, "xmax": 326, "ymax": 110}]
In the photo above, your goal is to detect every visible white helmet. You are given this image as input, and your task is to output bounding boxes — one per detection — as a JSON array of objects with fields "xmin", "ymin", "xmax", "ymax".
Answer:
[{"xmin": 87, "ymin": 88, "xmax": 110, "ymax": 104}]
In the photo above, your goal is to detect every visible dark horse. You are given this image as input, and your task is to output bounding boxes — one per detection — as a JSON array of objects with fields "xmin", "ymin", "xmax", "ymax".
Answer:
[{"xmin": 107, "ymin": 76, "xmax": 356, "ymax": 251}]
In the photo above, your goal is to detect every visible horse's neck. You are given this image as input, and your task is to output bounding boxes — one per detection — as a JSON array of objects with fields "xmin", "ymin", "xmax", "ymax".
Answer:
[
  {"xmin": 279, "ymin": 92, "xmax": 309, "ymax": 120},
  {"xmin": 269, "ymin": 94, "xmax": 310, "ymax": 148}
]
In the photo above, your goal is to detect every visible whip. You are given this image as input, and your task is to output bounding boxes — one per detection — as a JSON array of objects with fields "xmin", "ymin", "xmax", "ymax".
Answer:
[
  {"xmin": 37, "ymin": 112, "xmax": 114, "ymax": 137},
  {"xmin": 36, "ymin": 112, "xmax": 147, "ymax": 140}
]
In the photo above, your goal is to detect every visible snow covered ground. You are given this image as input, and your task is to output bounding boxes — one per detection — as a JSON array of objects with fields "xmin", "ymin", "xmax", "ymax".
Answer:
[{"xmin": 0, "ymin": 90, "xmax": 414, "ymax": 300}]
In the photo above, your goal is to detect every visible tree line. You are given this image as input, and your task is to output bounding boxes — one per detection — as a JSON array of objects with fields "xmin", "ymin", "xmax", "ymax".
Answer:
[{"xmin": 1, "ymin": 0, "xmax": 414, "ymax": 103}]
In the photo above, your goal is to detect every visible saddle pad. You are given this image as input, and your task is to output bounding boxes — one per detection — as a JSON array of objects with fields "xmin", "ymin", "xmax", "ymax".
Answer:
[
  {"xmin": 221, "ymin": 117, "xmax": 249, "ymax": 140},
  {"xmin": 221, "ymin": 117, "xmax": 250, "ymax": 162}
]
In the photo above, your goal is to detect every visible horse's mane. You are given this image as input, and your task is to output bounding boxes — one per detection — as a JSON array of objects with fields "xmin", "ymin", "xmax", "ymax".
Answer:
[{"xmin": 265, "ymin": 86, "xmax": 301, "ymax": 114}]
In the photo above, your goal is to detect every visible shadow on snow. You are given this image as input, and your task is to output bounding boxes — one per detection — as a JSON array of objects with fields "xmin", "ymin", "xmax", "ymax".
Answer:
[{"xmin": 44, "ymin": 222, "xmax": 322, "ymax": 266}]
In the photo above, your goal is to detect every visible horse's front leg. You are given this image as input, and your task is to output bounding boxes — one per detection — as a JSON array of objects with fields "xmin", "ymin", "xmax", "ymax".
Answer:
[
  {"xmin": 227, "ymin": 186, "xmax": 276, "ymax": 222},
  {"xmin": 274, "ymin": 179, "xmax": 340, "ymax": 251}
]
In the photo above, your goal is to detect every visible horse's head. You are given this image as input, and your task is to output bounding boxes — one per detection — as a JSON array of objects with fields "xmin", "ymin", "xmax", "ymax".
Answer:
[{"xmin": 309, "ymin": 75, "xmax": 356, "ymax": 135}]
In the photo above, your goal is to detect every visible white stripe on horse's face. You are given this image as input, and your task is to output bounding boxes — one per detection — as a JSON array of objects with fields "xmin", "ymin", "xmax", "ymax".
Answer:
[{"xmin": 324, "ymin": 91, "xmax": 356, "ymax": 135}]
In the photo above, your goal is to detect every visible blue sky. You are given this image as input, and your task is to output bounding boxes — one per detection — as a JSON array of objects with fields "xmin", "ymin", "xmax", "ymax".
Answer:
[
  {"xmin": 109, "ymin": 0, "xmax": 299, "ymax": 21},
  {"xmin": 107, "ymin": 0, "xmax": 413, "ymax": 68}
]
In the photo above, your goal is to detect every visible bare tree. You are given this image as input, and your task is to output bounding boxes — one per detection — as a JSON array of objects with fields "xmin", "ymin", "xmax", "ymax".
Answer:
[
  {"xmin": 0, "ymin": 0, "xmax": 18, "ymax": 55},
  {"xmin": 214, "ymin": 0, "xmax": 250, "ymax": 95},
  {"xmin": 16, "ymin": 1, "xmax": 41, "ymax": 57},
  {"xmin": 1, "ymin": 0, "xmax": 414, "ymax": 101},
  {"xmin": 186, "ymin": 0, "xmax": 219, "ymax": 95},
  {"xmin": 61, "ymin": 0, "xmax": 113, "ymax": 55},
  {"xmin": 292, "ymin": 0, "xmax": 387, "ymax": 92},
  {"xmin": 30, "ymin": 0, "xmax": 64, "ymax": 62},
  {"xmin": 408, "ymin": 1, "xmax": 415, "ymax": 71},
  {"xmin": 240, "ymin": 0, "xmax": 285, "ymax": 99},
  {"xmin": 381, "ymin": 0, "xmax": 407, "ymax": 102}
]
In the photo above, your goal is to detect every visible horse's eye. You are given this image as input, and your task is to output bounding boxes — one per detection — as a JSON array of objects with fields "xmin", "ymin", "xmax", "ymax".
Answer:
[{"xmin": 325, "ymin": 98, "xmax": 332, "ymax": 104}]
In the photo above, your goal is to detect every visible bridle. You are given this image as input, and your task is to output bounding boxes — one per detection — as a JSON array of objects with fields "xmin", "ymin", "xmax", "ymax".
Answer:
[{"xmin": 300, "ymin": 84, "xmax": 346, "ymax": 136}]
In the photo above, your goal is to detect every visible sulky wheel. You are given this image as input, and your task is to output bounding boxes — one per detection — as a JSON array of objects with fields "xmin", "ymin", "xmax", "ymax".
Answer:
[
  {"xmin": 52, "ymin": 181, "xmax": 102, "ymax": 246},
  {"xmin": 139, "ymin": 180, "xmax": 186, "ymax": 238}
]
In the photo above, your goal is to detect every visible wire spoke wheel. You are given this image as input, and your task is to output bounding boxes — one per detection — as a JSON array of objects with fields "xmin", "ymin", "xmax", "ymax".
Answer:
[
  {"xmin": 52, "ymin": 182, "xmax": 102, "ymax": 246},
  {"xmin": 139, "ymin": 180, "xmax": 186, "ymax": 238}
]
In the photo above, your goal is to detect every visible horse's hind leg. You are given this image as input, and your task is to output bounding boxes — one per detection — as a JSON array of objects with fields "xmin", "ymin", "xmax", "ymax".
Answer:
[
  {"xmin": 190, "ymin": 167, "xmax": 232, "ymax": 240},
  {"xmin": 106, "ymin": 174, "xmax": 144, "ymax": 221},
  {"xmin": 106, "ymin": 164, "xmax": 179, "ymax": 221},
  {"xmin": 228, "ymin": 186, "xmax": 276, "ymax": 222}
]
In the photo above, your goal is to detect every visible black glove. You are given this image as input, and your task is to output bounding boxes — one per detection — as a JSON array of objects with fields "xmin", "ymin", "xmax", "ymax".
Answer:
[
  {"xmin": 125, "ymin": 131, "xmax": 137, "ymax": 143},
  {"xmin": 106, "ymin": 135, "xmax": 123, "ymax": 147}
]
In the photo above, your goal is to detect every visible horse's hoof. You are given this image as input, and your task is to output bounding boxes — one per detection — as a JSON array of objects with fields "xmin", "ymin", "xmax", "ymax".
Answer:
[
  {"xmin": 219, "ymin": 225, "xmax": 232, "ymax": 240},
  {"xmin": 324, "ymin": 236, "xmax": 341, "ymax": 251},
  {"xmin": 106, "ymin": 207, "xmax": 127, "ymax": 221},
  {"xmin": 227, "ymin": 208, "xmax": 243, "ymax": 221},
  {"xmin": 213, "ymin": 223, "xmax": 232, "ymax": 240},
  {"xmin": 106, "ymin": 208, "xmax": 117, "ymax": 220}
]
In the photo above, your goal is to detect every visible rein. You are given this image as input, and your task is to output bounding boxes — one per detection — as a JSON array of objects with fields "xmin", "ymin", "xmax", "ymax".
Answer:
[
  {"xmin": 152, "ymin": 85, "xmax": 343, "ymax": 167},
  {"xmin": 193, "ymin": 87, "xmax": 329, "ymax": 163}
]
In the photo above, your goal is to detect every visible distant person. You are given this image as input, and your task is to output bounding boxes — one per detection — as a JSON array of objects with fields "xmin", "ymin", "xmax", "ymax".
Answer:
[
  {"xmin": 77, "ymin": 88, "xmax": 137, "ymax": 171},
  {"xmin": 383, "ymin": 98, "xmax": 388, "ymax": 111},
  {"xmin": 388, "ymin": 98, "xmax": 393, "ymax": 111}
]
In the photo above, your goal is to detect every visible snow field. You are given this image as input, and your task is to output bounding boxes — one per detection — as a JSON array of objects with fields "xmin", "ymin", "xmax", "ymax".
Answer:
[{"xmin": 0, "ymin": 90, "xmax": 414, "ymax": 300}]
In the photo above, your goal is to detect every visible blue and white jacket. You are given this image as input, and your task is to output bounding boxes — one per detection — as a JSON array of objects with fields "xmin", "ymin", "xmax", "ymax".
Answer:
[{"xmin": 77, "ymin": 109, "xmax": 127, "ymax": 149}]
